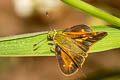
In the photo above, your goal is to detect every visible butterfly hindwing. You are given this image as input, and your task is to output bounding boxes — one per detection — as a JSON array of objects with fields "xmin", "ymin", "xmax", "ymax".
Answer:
[{"xmin": 55, "ymin": 44, "xmax": 85, "ymax": 75}]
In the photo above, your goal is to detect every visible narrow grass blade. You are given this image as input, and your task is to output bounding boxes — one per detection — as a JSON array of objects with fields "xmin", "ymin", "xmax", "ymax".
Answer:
[{"xmin": 61, "ymin": 0, "xmax": 120, "ymax": 27}]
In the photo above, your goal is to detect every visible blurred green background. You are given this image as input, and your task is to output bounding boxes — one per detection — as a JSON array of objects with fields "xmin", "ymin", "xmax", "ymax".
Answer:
[{"xmin": 0, "ymin": 0, "xmax": 120, "ymax": 80}]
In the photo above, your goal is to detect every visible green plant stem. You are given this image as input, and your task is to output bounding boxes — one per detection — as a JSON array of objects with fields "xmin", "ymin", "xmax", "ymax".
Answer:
[{"xmin": 61, "ymin": 0, "xmax": 120, "ymax": 27}]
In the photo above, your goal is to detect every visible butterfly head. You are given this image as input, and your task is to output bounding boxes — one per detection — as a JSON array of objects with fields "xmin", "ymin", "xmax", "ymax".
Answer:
[{"xmin": 48, "ymin": 30, "xmax": 57, "ymax": 40}]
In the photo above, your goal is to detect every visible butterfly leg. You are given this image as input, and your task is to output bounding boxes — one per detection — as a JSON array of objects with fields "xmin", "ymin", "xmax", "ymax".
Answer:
[
  {"xmin": 50, "ymin": 45, "xmax": 56, "ymax": 52},
  {"xmin": 48, "ymin": 41, "xmax": 56, "ymax": 52},
  {"xmin": 48, "ymin": 41, "xmax": 54, "ymax": 44}
]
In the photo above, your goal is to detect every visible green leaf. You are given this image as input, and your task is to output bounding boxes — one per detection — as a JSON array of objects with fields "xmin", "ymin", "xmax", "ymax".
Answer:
[
  {"xmin": 90, "ymin": 25, "xmax": 120, "ymax": 53},
  {"xmin": 0, "ymin": 25, "xmax": 119, "ymax": 56}
]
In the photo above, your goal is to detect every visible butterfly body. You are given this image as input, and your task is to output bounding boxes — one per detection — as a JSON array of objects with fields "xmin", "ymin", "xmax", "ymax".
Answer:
[{"xmin": 48, "ymin": 24, "xmax": 107, "ymax": 76}]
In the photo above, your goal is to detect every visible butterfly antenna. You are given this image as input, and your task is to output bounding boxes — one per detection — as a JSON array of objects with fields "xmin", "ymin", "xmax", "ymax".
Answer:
[
  {"xmin": 33, "ymin": 37, "xmax": 47, "ymax": 51},
  {"xmin": 50, "ymin": 26, "xmax": 53, "ymax": 31}
]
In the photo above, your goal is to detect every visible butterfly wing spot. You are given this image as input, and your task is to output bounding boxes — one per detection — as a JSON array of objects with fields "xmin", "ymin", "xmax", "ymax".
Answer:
[
  {"xmin": 94, "ymin": 32, "xmax": 97, "ymax": 35},
  {"xmin": 82, "ymin": 34, "xmax": 86, "ymax": 37},
  {"xmin": 69, "ymin": 64, "xmax": 72, "ymax": 68},
  {"xmin": 63, "ymin": 64, "xmax": 66, "ymax": 67},
  {"xmin": 82, "ymin": 37, "xmax": 88, "ymax": 40},
  {"xmin": 75, "ymin": 39, "xmax": 83, "ymax": 42},
  {"xmin": 89, "ymin": 37, "xmax": 93, "ymax": 39},
  {"xmin": 81, "ymin": 29, "xmax": 85, "ymax": 32}
]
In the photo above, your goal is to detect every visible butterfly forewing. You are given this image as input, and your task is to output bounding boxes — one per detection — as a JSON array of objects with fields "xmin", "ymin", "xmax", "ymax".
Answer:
[
  {"xmin": 64, "ymin": 32, "xmax": 107, "ymax": 46},
  {"xmin": 64, "ymin": 24, "xmax": 93, "ymax": 51},
  {"xmin": 64, "ymin": 24, "xmax": 107, "ymax": 48}
]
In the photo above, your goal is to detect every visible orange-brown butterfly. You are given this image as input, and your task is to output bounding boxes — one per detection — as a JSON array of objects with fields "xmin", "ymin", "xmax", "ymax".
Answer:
[{"xmin": 48, "ymin": 24, "xmax": 107, "ymax": 76}]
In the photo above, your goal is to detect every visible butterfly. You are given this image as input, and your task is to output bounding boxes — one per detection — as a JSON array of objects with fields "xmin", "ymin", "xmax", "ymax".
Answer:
[{"xmin": 48, "ymin": 24, "xmax": 107, "ymax": 76}]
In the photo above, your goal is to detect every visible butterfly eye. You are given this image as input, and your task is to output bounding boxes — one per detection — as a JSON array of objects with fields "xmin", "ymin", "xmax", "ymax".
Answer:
[
  {"xmin": 48, "ymin": 35, "xmax": 52, "ymax": 40},
  {"xmin": 48, "ymin": 35, "xmax": 53, "ymax": 40}
]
